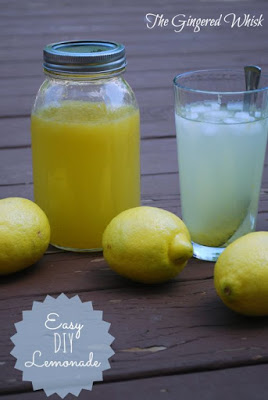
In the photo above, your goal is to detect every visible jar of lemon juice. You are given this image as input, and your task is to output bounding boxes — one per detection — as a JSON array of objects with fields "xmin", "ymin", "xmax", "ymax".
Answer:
[{"xmin": 31, "ymin": 41, "xmax": 140, "ymax": 251}]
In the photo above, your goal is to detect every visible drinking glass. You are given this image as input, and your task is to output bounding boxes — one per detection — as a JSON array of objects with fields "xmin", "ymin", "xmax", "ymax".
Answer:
[{"xmin": 174, "ymin": 69, "xmax": 268, "ymax": 261}]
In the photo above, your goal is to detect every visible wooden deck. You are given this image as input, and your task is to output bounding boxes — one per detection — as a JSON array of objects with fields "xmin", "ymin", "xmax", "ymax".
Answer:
[{"xmin": 1, "ymin": 0, "xmax": 268, "ymax": 398}]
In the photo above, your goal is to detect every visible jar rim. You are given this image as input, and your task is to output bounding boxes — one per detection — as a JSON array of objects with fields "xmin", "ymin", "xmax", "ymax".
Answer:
[{"xmin": 43, "ymin": 40, "xmax": 127, "ymax": 75}]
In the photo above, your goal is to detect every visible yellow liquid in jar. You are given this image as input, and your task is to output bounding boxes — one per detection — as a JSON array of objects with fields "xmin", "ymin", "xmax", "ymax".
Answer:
[{"xmin": 31, "ymin": 101, "xmax": 140, "ymax": 250}]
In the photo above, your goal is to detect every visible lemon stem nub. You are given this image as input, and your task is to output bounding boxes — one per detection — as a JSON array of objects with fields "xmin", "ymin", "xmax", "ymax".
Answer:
[
  {"xmin": 169, "ymin": 233, "xmax": 193, "ymax": 264},
  {"xmin": 223, "ymin": 286, "xmax": 232, "ymax": 296}
]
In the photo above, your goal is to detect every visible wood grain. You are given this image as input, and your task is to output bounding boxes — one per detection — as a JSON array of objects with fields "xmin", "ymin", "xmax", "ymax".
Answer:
[
  {"xmin": 1, "ymin": 0, "xmax": 268, "ymax": 398},
  {"xmin": 1, "ymin": 363, "xmax": 268, "ymax": 400},
  {"xmin": 2, "ymin": 280, "xmax": 268, "ymax": 393},
  {"xmin": 1, "ymin": 141, "xmax": 268, "ymax": 185}
]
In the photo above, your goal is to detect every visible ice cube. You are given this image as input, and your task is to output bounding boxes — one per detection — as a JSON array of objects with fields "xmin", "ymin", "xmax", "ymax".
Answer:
[
  {"xmin": 203, "ymin": 110, "xmax": 230, "ymax": 122},
  {"xmin": 234, "ymin": 111, "xmax": 248, "ymax": 119},
  {"xmin": 211, "ymin": 110, "xmax": 230, "ymax": 118},
  {"xmin": 224, "ymin": 118, "xmax": 238, "ymax": 124},
  {"xmin": 255, "ymin": 111, "xmax": 262, "ymax": 118},
  {"xmin": 234, "ymin": 112, "xmax": 255, "ymax": 122},
  {"xmin": 211, "ymin": 102, "xmax": 221, "ymax": 111},
  {"xmin": 227, "ymin": 102, "xmax": 243, "ymax": 111},
  {"xmin": 188, "ymin": 112, "xmax": 199, "ymax": 120},
  {"xmin": 190, "ymin": 103, "xmax": 209, "ymax": 114},
  {"xmin": 204, "ymin": 101, "xmax": 221, "ymax": 111}
]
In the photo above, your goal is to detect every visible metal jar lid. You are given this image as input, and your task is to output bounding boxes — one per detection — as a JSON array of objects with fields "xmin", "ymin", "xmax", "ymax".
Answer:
[{"xmin": 43, "ymin": 40, "xmax": 127, "ymax": 75}]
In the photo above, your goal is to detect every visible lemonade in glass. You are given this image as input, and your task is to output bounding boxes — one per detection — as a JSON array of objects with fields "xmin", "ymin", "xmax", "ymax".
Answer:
[{"xmin": 174, "ymin": 69, "xmax": 268, "ymax": 261}]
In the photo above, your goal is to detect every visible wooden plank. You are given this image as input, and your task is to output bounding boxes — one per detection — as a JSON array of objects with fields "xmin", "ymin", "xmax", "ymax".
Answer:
[
  {"xmin": 0, "ymin": 25, "xmax": 266, "ymax": 50},
  {"xmin": 0, "ymin": 0, "xmax": 265, "ymax": 16},
  {"xmin": 0, "ymin": 249, "xmax": 213, "ymax": 301},
  {"xmin": 0, "ymin": 139, "xmax": 267, "ymax": 230},
  {"xmin": 0, "ymin": 87, "xmax": 173, "ymax": 118},
  {"xmin": 1, "ymin": 0, "xmax": 232, "ymax": 15},
  {"xmin": 0, "ymin": 2, "xmax": 265, "ymax": 37},
  {"xmin": 0, "ymin": 176, "xmax": 267, "ymax": 213},
  {"xmin": 1, "ymin": 1, "xmax": 268, "ymax": 397},
  {"xmin": 0, "ymin": 2, "xmax": 267, "ymax": 39},
  {"xmin": 3, "ymin": 55, "xmax": 268, "ymax": 101},
  {"xmin": 0, "ymin": 51, "xmax": 267, "ymax": 80},
  {"xmin": 0, "ymin": 174, "xmax": 180, "ymax": 201},
  {"xmin": 0, "ymin": 195, "xmax": 266, "ymax": 299},
  {"xmin": 0, "ymin": 139, "xmax": 177, "ymax": 185},
  {"xmin": 0, "ymin": 118, "xmax": 31, "ymax": 148},
  {"xmin": 0, "ymin": 177, "xmax": 266, "ymax": 300},
  {"xmin": 0, "ymin": 23, "xmax": 266, "ymax": 51},
  {"xmin": 2, "ymin": 280, "xmax": 268, "ymax": 392},
  {"xmin": 1, "ymin": 140, "xmax": 268, "ymax": 186},
  {"xmin": 0, "ymin": 187, "xmax": 267, "ymax": 392},
  {"xmin": 0, "ymin": 73, "xmax": 178, "ymax": 107},
  {"xmin": 0, "ymin": 26, "xmax": 267, "ymax": 118},
  {"xmin": 1, "ymin": 178, "xmax": 267, "ymax": 237},
  {"xmin": 2, "ymin": 363, "xmax": 268, "ymax": 400},
  {"xmin": 1, "ymin": 61, "xmax": 268, "ymax": 118},
  {"xmin": 0, "ymin": 117, "xmax": 173, "ymax": 147},
  {"xmin": 0, "ymin": 148, "xmax": 33, "ymax": 185},
  {"xmin": 0, "ymin": 0, "xmax": 266, "ymax": 10},
  {"xmin": 1, "ymin": 34, "xmax": 267, "ymax": 63},
  {"xmin": 1, "ymin": 61, "xmax": 268, "ymax": 119},
  {"xmin": 0, "ymin": 63, "xmax": 243, "ymax": 99}
]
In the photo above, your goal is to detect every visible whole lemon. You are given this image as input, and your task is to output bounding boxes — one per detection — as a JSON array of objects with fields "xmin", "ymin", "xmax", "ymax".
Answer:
[
  {"xmin": 214, "ymin": 231, "xmax": 268, "ymax": 316},
  {"xmin": 102, "ymin": 206, "xmax": 193, "ymax": 284},
  {"xmin": 0, "ymin": 197, "xmax": 50, "ymax": 275}
]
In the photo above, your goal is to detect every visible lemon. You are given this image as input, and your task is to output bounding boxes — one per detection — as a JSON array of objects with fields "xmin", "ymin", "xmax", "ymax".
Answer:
[
  {"xmin": 102, "ymin": 206, "xmax": 193, "ymax": 284},
  {"xmin": 0, "ymin": 197, "xmax": 50, "ymax": 275},
  {"xmin": 214, "ymin": 231, "xmax": 268, "ymax": 316}
]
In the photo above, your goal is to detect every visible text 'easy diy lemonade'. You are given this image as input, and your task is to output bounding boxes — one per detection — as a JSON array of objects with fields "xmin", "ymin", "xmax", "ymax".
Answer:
[
  {"xmin": 31, "ymin": 101, "xmax": 140, "ymax": 250},
  {"xmin": 176, "ymin": 101, "xmax": 268, "ymax": 248}
]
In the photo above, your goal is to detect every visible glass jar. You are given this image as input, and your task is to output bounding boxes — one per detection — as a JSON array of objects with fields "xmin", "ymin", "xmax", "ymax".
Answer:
[{"xmin": 31, "ymin": 41, "xmax": 140, "ymax": 251}]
